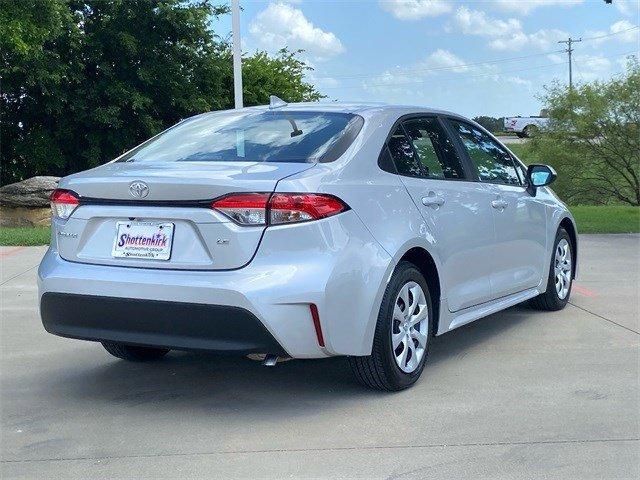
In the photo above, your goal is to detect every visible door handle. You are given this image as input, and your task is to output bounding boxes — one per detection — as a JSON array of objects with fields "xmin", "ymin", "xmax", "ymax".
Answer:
[
  {"xmin": 422, "ymin": 192, "xmax": 445, "ymax": 209},
  {"xmin": 491, "ymin": 199, "xmax": 509, "ymax": 210}
]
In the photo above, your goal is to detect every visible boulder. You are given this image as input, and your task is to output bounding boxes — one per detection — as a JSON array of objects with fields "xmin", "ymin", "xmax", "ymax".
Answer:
[{"xmin": 0, "ymin": 176, "xmax": 60, "ymax": 208}]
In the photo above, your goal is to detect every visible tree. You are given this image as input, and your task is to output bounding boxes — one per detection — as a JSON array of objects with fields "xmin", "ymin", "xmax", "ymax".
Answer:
[
  {"xmin": 472, "ymin": 116, "xmax": 504, "ymax": 134},
  {"xmin": 1, "ymin": 0, "xmax": 323, "ymax": 185},
  {"xmin": 529, "ymin": 58, "xmax": 639, "ymax": 206}
]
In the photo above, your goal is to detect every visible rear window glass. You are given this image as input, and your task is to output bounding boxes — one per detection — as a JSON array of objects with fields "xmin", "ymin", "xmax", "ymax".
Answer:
[{"xmin": 117, "ymin": 111, "xmax": 364, "ymax": 164}]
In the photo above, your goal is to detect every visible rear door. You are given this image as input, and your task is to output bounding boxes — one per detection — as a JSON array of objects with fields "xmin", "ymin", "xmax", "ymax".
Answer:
[
  {"xmin": 385, "ymin": 116, "xmax": 496, "ymax": 312},
  {"xmin": 446, "ymin": 119, "xmax": 547, "ymax": 298}
]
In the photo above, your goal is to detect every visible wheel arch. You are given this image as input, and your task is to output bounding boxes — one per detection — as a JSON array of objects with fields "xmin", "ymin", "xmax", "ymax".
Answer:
[{"xmin": 398, "ymin": 247, "xmax": 442, "ymax": 336}]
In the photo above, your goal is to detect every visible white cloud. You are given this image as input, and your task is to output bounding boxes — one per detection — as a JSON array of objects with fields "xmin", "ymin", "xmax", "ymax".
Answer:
[
  {"xmin": 574, "ymin": 54, "xmax": 613, "ymax": 82},
  {"xmin": 249, "ymin": 2, "xmax": 344, "ymax": 60},
  {"xmin": 489, "ymin": 28, "xmax": 568, "ymax": 51},
  {"xmin": 491, "ymin": 0, "xmax": 584, "ymax": 15},
  {"xmin": 379, "ymin": 0, "xmax": 452, "ymax": 20},
  {"xmin": 584, "ymin": 20, "xmax": 638, "ymax": 45},
  {"xmin": 614, "ymin": 0, "xmax": 639, "ymax": 16},
  {"xmin": 452, "ymin": 6, "xmax": 568, "ymax": 51},
  {"xmin": 610, "ymin": 20, "xmax": 638, "ymax": 43},
  {"xmin": 454, "ymin": 6, "xmax": 522, "ymax": 36},
  {"xmin": 419, "ymin": 49, "xmax": 469, "ymax": 72}
]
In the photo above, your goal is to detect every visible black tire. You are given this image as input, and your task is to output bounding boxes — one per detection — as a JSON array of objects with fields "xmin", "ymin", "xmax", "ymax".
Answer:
[
  {"xmin": 529, "ymin": 228, "xmax": 573, "ymax": 311},
  {"xmin": 349, "ymin": 261, "xmax": 434, "ymax": 391},
  {"xmin": 523, "ymin": 125, "xmax": 538, "ymax": 138},
  {"xmin": 101, "ymin": 341, "xmax": 170, "ymax": 361}
]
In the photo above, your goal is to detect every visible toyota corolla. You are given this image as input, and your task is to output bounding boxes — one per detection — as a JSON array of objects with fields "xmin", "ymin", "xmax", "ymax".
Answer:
[{"xmin": 38, "ymin": 100, "xmax": 578, "ymax": 390}]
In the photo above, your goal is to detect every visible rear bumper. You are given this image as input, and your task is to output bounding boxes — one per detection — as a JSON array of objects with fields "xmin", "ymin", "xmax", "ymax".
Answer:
[
  {"xmin": 38, "ymin": 211, "xmax": 393, "ymax": 358},
  {"xmin": 41, "ymin": 292, "xmax": 286, "ymax": 355}
]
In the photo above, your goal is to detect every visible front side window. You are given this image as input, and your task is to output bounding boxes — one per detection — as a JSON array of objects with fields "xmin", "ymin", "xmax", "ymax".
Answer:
[
  {"xmin": 117, "ymin": 111, "xmax": 364, "ymax": 164},
  {"xmin": 449, "ymin": 120, "xmax": 520, "ymax": 185}
]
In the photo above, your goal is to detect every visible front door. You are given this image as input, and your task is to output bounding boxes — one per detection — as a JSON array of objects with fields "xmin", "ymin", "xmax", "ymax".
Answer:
[
  {"xmin": 385, "ymin": 116, "xmax": 496, "ymax": 312},
  {"xmin": 446, "ymin": 119, "xmax": 547, "ymax": 298}
]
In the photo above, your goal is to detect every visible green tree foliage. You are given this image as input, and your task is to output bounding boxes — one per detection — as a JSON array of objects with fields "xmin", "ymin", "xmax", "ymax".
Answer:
[
  {"xmin": 528, "ymin": 59, "xmax": 639, "ymax": 206},
  {"xmin": 1, "ymin": 0, "xmax": 323, "ymax": 185},
  {"xmin": 472, "ymin": 116, "xmax": 504, "ymax": 134}
]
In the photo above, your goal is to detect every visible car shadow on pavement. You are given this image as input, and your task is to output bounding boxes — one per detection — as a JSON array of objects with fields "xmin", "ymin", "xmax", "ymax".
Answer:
[{"xmin": 39, "ymin": 305, "xmax": 538, "ymax": 416}]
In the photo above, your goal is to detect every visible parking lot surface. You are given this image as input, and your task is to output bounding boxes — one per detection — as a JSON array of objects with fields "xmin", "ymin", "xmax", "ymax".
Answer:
[{"xmin": 1, "ymin": 235, "xmax": 638, "ymax": 479}]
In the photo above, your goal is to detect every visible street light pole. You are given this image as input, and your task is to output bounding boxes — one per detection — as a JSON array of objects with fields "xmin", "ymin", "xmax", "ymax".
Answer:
[{"xmin": 231, "ymin": 0, "xmax": 243, "ymax": 109}]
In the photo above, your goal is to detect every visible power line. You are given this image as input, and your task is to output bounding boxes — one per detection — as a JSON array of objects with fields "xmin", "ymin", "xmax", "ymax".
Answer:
[
  {"xmin": 581, "ymin": 25, "xmax": 639, "ymax": 42},
  {"xmin": 310, "ymin": 49, "xmax": 566, "ymax": 81},
  {"xmin": 309, "ymin": 25, "xmax": 638, "ymax": 83},
  {"xmin": 319, "ymin": 50, "xmax": 636, "ymax": 91}
]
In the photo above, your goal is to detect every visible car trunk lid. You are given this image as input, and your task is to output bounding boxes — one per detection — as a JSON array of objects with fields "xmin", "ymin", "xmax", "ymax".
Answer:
[{"xmin": 56, "ymin": 161, "xmax": 314, "ymax": 270}]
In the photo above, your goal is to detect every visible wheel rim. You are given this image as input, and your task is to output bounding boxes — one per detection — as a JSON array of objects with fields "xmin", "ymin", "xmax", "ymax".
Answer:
[
  {"xmin": 391, "ymin": 281, "xmax": 429, "ymax": 373},
  {"xmin": 554, "ymin": 239, "xmax": 572, "ymax": 300}
]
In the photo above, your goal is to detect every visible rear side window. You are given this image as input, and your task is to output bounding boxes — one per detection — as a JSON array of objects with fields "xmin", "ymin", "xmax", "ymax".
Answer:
[
  {"xmin": 448, "ymin": 120, "xmax": 521, "ymax": 185},
  {"xmin": 402, "ymin": 117, "xmax": 465, "ymax": 180},
  {"xmin": 385, "ymin": 117, "xmax": 466, "ymax": 180},
  {"xmin": 387, "ymin": 126, "xmax": 423, "ymax": 177},
  {"xmin": 117, "ymin": 111, "xmax": 364, "ymax": 164}
]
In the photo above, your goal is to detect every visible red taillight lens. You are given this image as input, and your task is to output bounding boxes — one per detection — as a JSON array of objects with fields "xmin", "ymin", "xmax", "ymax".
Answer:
[
  {"xmin": 211, "ymin": 193, "xmax": 270, "ymax": 225},
  {"xmin": 50, "ymin": 189, "xmax": 80, "ymax": 219},
  {"xmin": 211, "ymin": 193, "xmax": 348, "ymax": 226},
  {"xmin": 269, "ymin": 193, "xmax": 347, "ymax": 225}
]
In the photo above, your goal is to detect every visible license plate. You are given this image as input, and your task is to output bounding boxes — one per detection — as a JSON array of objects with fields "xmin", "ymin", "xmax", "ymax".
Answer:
[{"xmin": 112, "ymin": 221, "xmax": 174, "ymax": 260}]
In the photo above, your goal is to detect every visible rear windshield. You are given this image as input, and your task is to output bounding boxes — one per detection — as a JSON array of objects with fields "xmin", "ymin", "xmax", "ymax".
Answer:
[{"xmin": 117, "ymin": 111, "xmax": 364, "ymax": 164}]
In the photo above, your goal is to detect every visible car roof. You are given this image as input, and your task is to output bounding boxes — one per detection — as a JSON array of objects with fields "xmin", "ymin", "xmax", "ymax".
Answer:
[{"xmin": 232, "ymin": 101, "xmax": 464, "ymax": 119}]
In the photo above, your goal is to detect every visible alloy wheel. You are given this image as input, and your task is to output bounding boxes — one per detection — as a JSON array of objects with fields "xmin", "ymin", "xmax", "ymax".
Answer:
[
  {"xmin": 391, "ymin": 281, "xmax": 429, "ymax": 373},
  {"xmin": 554, "ymin": 239, "xmax": 572, "ymax": 299}
]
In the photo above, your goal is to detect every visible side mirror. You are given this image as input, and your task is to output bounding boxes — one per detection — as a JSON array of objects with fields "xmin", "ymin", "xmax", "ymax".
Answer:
[{"xmin": 526, "ymin": 164, "xmax": 557, "ymax": 195}]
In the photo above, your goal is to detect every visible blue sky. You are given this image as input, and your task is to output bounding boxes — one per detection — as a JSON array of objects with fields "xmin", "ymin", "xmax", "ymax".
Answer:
[{"xmin": 212, "ymin": 1, "xmax": 639, "ymax": 117}]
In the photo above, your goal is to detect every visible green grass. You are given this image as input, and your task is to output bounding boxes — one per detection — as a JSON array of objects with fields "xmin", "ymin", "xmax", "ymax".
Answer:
[
  {"xmin": 569, "ymin": 205, "xmax": 640, "ymax": 234},
  {"xmin": 0, "ymin": 205, "xmax": 637, "ymax": 246},
  {"xmin": 506, "ymin": 143, "xmax": 531, "ymax": 162},
  {"xmin": 0, "ymin": 227, "xmax": 51, "ymax": 246}
]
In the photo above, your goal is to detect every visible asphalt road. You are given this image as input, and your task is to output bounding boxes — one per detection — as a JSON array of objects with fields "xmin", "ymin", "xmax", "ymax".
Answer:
[
  {"xmin": 495, "ymin": 135, "xmax": 527, "ymax": 145},
  {"xmin": 1, "ymin": 235, "xmax": 638, "ymax": 479}
]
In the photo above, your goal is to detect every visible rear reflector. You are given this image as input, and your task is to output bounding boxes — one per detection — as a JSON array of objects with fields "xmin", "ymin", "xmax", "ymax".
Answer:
[
  {"xmin": 50, "ymin": 189, "xmax": 80, "ymax": 219},
  {"xmin": 212, "ymin": 193, "xmax": 348, "ymax": 226},
  {"xmin": 309, "ymin": 303, "xmax": 325, "ymax": 348}
]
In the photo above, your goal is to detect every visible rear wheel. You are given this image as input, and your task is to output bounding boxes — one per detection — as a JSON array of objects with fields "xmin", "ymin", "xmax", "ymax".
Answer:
[
  {"xmin": 102, "ymin": 341, "xmax": 170, "ymax": 361},
  {"xmin": 530, "ymin": 228, "xmax": 573, "ymax": 311},
  {"xmin": 523, "ymin": 124, "xmax": 539, "ymax": 138},
  {"xmin": 349, "ymin": 261, "xmax": 433, "ymax": 391}
]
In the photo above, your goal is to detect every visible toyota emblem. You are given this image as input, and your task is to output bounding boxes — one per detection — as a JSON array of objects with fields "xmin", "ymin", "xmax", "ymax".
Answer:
[{"xmin": 129, "ymin": 181, "xmax": 149, "ymax": 199}]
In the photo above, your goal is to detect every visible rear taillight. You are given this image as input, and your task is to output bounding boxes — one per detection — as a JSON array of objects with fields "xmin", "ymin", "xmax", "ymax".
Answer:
[
  {"xmin": 50, "ymin": 189, "xmax": 80, "ymax": 219},
  {"xmin": 212, "ymin": 193, "xmax": 348, "ymax": 226}
]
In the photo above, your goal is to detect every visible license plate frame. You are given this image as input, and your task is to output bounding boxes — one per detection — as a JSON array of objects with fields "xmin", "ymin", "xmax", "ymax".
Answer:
[{"xmin": 112, "ymin": 221, "xmax": 174, "ymax": 261}]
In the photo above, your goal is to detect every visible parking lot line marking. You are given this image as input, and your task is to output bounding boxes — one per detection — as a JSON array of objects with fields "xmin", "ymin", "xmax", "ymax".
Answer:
[
  {"xmin": 568, "ymin": 303, "xmax": 639, "ymax": 335},
  {"xmin": 0, "ymin": 246, "xmax": 27, "ymax": 258},
  {"xmin": 1, "ymin": 437, "xmax": 638, "ymax": 464},
  {"xmin": 573, "ymin": 284, "xmax": 597, "ymax": 297}
]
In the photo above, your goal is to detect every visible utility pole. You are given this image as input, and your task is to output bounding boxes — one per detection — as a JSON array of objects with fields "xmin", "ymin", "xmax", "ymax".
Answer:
[
  {"xmin": 558, "ymin": 37, "xmax": 582, "ymax": 89},
  {"xmin": 231, "ymin": 0, "xmax": 243, "ymax": 109}
]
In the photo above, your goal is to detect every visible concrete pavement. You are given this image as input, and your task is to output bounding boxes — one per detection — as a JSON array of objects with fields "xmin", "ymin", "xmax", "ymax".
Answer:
[{"xmin": 1, "ymin": 236, "xmax": 638, "ymax": 479}]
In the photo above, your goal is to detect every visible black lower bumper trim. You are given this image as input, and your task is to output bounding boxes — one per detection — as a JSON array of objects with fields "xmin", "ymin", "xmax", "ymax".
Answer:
[{"xmin": 40, "ymin": 293, "xmax": 287, "ymax": 355}]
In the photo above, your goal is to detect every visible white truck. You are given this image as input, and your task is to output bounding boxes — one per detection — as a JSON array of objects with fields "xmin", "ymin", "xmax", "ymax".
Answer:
[{"xmin": 504, "ymin": 111, "xmax": 549, "ymax": 138}]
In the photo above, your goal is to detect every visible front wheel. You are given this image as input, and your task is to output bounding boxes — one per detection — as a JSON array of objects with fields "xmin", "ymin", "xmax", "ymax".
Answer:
[
  {"xmin": 530, "ymin": 228, "xmax": 573, "ymax": 311},
  {"xmin": 349, "ymin": 261, "xmax": 433, "ymax": 391}
]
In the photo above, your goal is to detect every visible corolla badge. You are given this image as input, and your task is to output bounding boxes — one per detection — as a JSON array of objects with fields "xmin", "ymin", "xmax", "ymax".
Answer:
[{"xmin": 129, "ymin": 181, "xmax": 149, "ymax": 199}]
